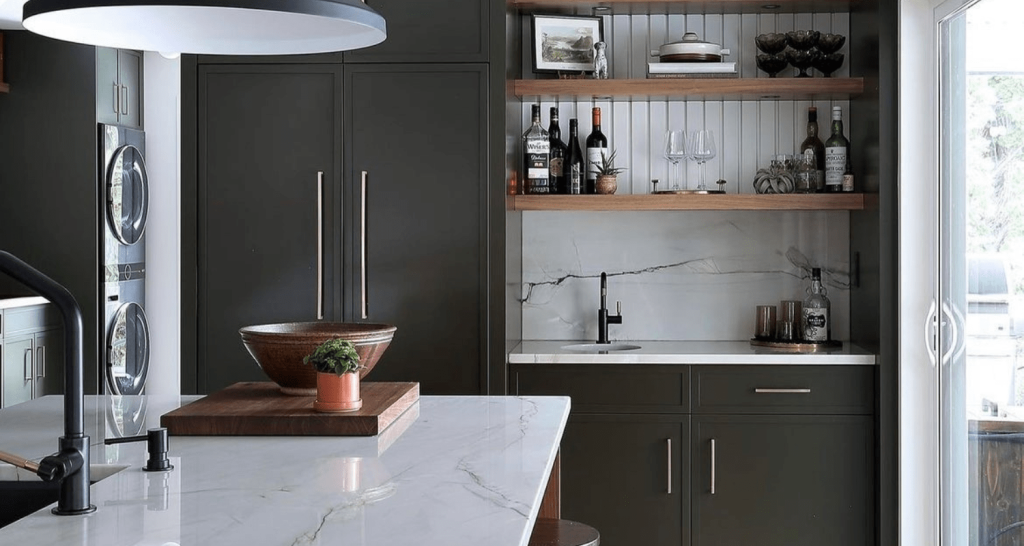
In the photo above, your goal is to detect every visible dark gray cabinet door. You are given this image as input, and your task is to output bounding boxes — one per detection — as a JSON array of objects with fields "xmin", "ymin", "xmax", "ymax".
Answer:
[
  {"xmin": 691, "ymin": 415, "xmax": 874, "ymax": 546},
  {"xmin": 343, "ymin": 0, "xmax": 488, "ymax": 63},
  {"xmin": 196, "ymin": 64, "xmax": 343, "ymax": 393},
  {"xmin": 345, "ymin": 65, "xmax": 486, "ymax": 394},
  {"xmin": 561, "ymin": 414, "xmax": 687, "ymax": 546},
  {"xmin": 96, "ymin": 48, "xmax": 143, "ymax": 128},
  {"xmin": 96, "ymin": 47, "xmax": 119, "ymax": 125}
]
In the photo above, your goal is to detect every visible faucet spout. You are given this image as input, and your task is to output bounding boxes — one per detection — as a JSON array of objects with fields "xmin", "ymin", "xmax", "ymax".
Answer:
[
  {"xmin": 597, "ymin": 272, "xmax": 623, "ymax": 344},
  {"xmin": 0, "ymin": 251, "xmax": 95, "ymax": 516}
]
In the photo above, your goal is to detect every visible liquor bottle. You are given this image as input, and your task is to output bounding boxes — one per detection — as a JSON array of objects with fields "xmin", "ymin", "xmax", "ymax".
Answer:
[
  {"xmin": 824, "ymin": 105, "xmax": 849, "ymax": 193},
  {"xmin": 842, "ymin": 154, "xmax": 855, "ymax": 192},
  {"xmin": 799, "ymin": 106, "xmax": 826, "ymax": 192},
  {"xmin": 585, "ymin": 107, "xmax": 608, "ymax": 195},
  {"xmin": 565, "ymin": 119, "xmax": 585, "ymax": 195},
  {"xmin": 522, "ymin": 104, "xmax": 550, "ymax": 194},
  {"xmin": 548, "ymin": 107, "xmax": 568, "ymax": 194},
  {"xmin": 802, "ymin": 267, "xmax": 831, "ymax": 342}
]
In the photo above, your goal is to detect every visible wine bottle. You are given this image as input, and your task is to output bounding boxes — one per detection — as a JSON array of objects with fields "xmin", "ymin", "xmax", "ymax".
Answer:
[
  {"xmin": 548, "ymin": 107, "xmax": 568, "ymax": 194},
  {"xmin": 824, "ymin": 105, "xmax": 849, "ymax": 193},
  {"xmin": 565, "ymin": 119, "xmax": 585, "ymax": 195},
  {"xmin": 802, "ymin": 268, "xmax": 831, "ymax": 342},
  {"xmin": 522, "ymin": 104, "xmax": 550, "ymax": 194},
  {"xmin": 585, "ymin": 107, "xmax": 608, "ymax": 195},
  {"xmin": 799, "ymin": 106, "xmax": 826, "ymax": 192}
]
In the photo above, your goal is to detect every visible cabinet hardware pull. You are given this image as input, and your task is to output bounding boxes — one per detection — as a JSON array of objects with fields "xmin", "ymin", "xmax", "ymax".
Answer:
[
  {"xmin": 113, "ymin": 82, "xmax": 119, "ymax": 114},
  {"xmin": 710, "ymin": 438, "xmax": 716, "ymax": 495},
  {"xmin": 317, "ymin": 171, "xmax": 325, "ymax": 320},
  {"xmin": 361, "ymin": 171, "xmax": 368, "ymax": 319},
  {"xmin": 666, "ymin": 438, "xmax": 672, "ymax": 494},
  {"xmin": 754, "ymin": 388, "xmax": 811, "ymax": 394},
  {"xmin": 24, "ymin": 348, "xmax": 32, "ymax": 381},
  {"xmin": 37, "ymin": 346, "xmax": 45, "ymax": 379},
  {"xmin": 121, "ymin": 85, "xmax": 129, "ymax": 116}
]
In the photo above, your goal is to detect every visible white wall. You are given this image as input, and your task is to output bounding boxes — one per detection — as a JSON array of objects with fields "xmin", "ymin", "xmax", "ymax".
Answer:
[{"xmin": 143, "ymin": 53, "xmax": 181, "ymax": 396}]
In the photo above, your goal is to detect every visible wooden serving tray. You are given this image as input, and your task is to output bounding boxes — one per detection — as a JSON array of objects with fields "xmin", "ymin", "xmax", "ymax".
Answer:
[{"xmin": 160, "ymin": 381, "xmax": 420, "ymax": 437}]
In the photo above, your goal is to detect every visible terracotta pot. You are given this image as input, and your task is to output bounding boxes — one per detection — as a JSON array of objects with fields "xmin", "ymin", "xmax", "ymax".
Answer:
[
  {"xmin": 313, "ymin": 371, "xmax": 362, "ymax": 413},
  {"xmin": 596, "ymin": 175, "xmax": 618, "ymax": 195}
]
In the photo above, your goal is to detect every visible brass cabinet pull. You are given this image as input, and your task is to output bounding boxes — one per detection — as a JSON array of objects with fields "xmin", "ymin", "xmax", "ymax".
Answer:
[
  {"xmin": 754, "ymin": 388, "xmax": 811, "ymax": 394},
  {"xmin": 317, "ymin": 171, "xmax": 325, "ymax": 320},
  {"xmin": 666, "ymin": 438, "xmax": 672, "ymax": 494},
  {"xmin": 710, "ymin": 438, "xmax": 716, "ymax": 495},
  {"xmin": 361, "ymin": 171, "xmax": 368, "ymax": 319}
]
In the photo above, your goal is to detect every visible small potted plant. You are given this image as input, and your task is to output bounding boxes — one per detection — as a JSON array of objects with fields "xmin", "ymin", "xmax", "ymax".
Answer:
[
  {"xmin": 303, "ymin": 338, "xmax": 364, "ymax": 412},
  {"xmin": 595, "ymin": 149, "xmax": 627, "ymax": 194}
]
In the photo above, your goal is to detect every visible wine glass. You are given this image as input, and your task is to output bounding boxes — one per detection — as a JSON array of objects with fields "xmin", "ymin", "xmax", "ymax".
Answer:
[
  {"xmin": 664, "ymin": 130, "xmax": 689, "ymax": 190},
  {"xmin": 689, "ymin": 130, "xmax": 717, "ymax": 191}
]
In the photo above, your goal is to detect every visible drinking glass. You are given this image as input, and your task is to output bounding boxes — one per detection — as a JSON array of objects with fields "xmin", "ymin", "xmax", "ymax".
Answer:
[
  {"xmin": 664, "ymin": 130, "xmax": 689, "ymax": 190},
  {"xmin": 689, "ymin": 129, "xmax": 717, "ymax": 191}
]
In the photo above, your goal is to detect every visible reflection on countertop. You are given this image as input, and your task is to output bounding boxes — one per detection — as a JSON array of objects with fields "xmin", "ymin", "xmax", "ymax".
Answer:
[{"xmin": 509, "ymin": 340, "xmax": 877, "ymax": 365}]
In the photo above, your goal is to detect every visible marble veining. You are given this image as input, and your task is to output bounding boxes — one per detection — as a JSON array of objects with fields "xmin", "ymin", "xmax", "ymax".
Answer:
[
  {"xmin": 0, "ymin": 394, "xmax": 570, "ymax": 546},
  {"xmin": 522, "ymin": 211, "xmax": 851, "ymax": 341}
]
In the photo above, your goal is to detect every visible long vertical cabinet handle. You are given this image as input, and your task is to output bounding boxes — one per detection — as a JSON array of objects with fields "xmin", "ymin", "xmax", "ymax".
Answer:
[
  {"xmin": 121, "ymin": 85, "xmax": 129, "ymax": 116},
  {"xmin": 925, "ymin": 299, "xmax": 938, "ymax": 368},
  {"xmin": 360, "ymin": 171, "xmax": 368, "ymax": 320},
  {"xmin": 666, "ymin": 439, "xmax": 672, "ymax": 494},
  {"xmin": 710, "ymin": 438, "xmax": 717, "ymax": 495},
  {"xmin": 24, "ymin": 348, "xmax": 32, "ymax": 381},
  {"xmin": 316, "ymin": 171, "xmax": 325, "ymax": 320},
  {"xmin": 37, "ymin": 346, "xmax": 45, "ymax": 379},
  {"xmin": 113, "ymin": 82, "xmax": 119, "ymax": 114}
]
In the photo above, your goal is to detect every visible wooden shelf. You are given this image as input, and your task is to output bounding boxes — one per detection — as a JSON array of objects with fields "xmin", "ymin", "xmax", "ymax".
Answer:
[
  {"xmin": 511, "ymin": 0, "xmax": 856, "ymax": 15},
  {"xmin": 514, "ymin": 78, "xmax": 863, "ymax": 102},
  {"xmin": 513, "ymin": 193, "xmax": 868, "ymax": 211}
]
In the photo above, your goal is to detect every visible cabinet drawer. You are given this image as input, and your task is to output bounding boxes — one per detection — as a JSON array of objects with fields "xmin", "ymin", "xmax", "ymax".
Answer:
[
  {"xmin": 513, "ymin": 364, "xmax": 688, "ymax": 412},
  {"xmin": 691, "ymin": 365, "xmax": 874, "ymax": 415},
  {"xmin": 4, "ymin": 304, "xmax": 59, "ymax": 336}
]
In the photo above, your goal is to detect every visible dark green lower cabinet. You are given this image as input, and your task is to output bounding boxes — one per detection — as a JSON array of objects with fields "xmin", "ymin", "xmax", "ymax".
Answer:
[
  {"xmin": 690, "ymin": 415, "xmax": 875, "ymax": 546},
  {"xmin": 561, "ymin": 414, "xmax": 688, "ymax": 546}
]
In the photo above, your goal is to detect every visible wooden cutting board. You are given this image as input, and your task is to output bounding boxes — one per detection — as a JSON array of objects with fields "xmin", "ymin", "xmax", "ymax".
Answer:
[{"xmin": 160, "ymin": 381, "xmax": 419, "ymax": 436}]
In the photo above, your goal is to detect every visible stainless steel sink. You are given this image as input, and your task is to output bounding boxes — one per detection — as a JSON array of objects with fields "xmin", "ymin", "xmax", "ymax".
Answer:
[
  {"xmin": 561, "ymin": 343, "xmax": 642, "ymax": 352},
  {"xmin": 0, "ymin": 464, "xmax": 127, "ymax": 528}
]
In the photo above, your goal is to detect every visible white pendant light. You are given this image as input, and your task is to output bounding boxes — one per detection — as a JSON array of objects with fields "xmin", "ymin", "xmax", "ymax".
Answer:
[{"xmin": 22, "ymin": 0, "xmax": 386, "ymax": 55}]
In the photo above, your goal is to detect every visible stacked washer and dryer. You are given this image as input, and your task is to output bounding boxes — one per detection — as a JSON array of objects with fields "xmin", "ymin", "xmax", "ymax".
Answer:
[{"xmin": 100, "ymin": 124, "xmax": 151, "ymax": 395}]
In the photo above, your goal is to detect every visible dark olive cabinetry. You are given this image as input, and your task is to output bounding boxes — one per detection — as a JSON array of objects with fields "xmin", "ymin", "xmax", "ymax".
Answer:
[
  {"xmin": 512, "ymin": 363, "xmax": 875, "ymax": 546},
  {"xmin": 343, "ymin": 0, "xmax": 488, "ymax": 63}
]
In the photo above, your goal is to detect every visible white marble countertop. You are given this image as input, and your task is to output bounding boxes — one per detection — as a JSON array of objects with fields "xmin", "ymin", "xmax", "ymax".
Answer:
[
  {"xmin": 509, "ymin": 340, "xmax": 877, "ymax": 365},
  {"xmin": 0, "ymin": 296, "xmax": 48, "ymax": 309},
  {"xmin": 0, "ymin": 393, "xmax": 570, "ymax": 546}
]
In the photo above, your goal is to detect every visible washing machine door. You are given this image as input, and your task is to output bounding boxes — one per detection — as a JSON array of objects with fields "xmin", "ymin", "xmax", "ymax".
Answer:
[
  {"xmin": 107, "ymin": 302, "xmax": 150, "ymax": 395},
  {"xmin": 106, "ymin": 144, "xmax": 149, "ymax": 245}
]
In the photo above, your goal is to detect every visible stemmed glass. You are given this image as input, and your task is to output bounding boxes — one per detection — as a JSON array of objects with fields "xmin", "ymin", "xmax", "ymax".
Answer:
[
  {"xmin": 664, "ymin": 130, "xmax": 689, "ymax": 190},
  {"xmin": 689, "ymin": 130, "xmax": 716, "ymax": 191}
]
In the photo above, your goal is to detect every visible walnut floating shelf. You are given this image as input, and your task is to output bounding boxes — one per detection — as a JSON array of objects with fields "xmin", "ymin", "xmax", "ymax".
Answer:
[
  {"xmin": 514, "ymin": 78, "xmax": 864, "ymax": 102},
  {"xmin": 513, "ymin": 193, "xmax": 868, "ymax": 211},
  {"xmin": 511, "ymin": 0, "xmax": 857, "ymax": 15}
]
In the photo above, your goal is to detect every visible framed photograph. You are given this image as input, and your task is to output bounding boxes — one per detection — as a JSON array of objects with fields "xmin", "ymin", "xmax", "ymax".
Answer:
[{"xmin": 531, "ymin": 14, "xmax": 604, "ymax": 74}]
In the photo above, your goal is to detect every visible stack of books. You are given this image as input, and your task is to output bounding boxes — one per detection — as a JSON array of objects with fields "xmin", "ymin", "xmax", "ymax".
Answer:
[{"xmin": 647, "ymin": 62, "xmax": 738, "ymax": 79}]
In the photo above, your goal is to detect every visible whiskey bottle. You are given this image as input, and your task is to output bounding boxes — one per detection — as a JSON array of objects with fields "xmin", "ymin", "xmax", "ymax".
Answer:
[
  {"xmin": 522, "ymin": 104, "xmax": 550, "ymax": 194},
  {"xmin": 824, "ymin": 106, "xmax": 849, "ymax": 193},
  {"xmin": 802, "ymin": 268, "xmax": 831, "ymax": 342}
]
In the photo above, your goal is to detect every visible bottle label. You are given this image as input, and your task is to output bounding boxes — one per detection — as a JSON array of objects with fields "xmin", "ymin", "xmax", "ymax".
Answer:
[
  {"xmin": 526, "ymin": 139, "xmax": 550, "ymax": 155},
  {"xmin": 842, "ymin": 173, "xmax": 855, "ymax": 192},
  {"xmin": 824, "ymin": 146, "xmax": 846, "ymax": 188},
  {"xmin": 802, "ymin": 308, "xmax": 829, "ymax": 342},
  {"xmin": 569, "ymin": 164, "xmax": 582, "ymax": 194},
  {"xmin": 550, "ymin": 157, "xmax": 564, "ymax": 178},
  {"xmin": 586, "ymin": 147, "xmax": 606, "ymax": 180},
  {"xmin": 525, "ymin": 150, "xmax": 550, "ymax": 193}
]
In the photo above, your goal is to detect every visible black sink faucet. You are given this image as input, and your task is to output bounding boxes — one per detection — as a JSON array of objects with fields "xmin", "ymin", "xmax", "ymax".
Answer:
[
  {"xmin": 597, "ymin": 272, "xmax": 623, "ymax": 344},
  {"xmin": 0, "ymin": 251, "xmax": 95, "ymax": 516}
]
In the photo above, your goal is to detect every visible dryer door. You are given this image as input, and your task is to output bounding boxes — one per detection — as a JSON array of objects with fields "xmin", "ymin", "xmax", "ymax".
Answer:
[
  {"xmin": 107, "ymin": 302, "xmax": 151, "ymax": 395},
  {"xmin": 106, "ymin": 144, "xmax": 149, "ymax": 245}
]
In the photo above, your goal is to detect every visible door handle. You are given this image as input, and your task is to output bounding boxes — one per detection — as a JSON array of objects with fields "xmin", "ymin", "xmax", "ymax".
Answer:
[
  {"xmin": 37, "ymin": 346, "xmax": 45, "ymax": 379},
  {"xmin": 24, "ymin": 348, "xmax": 32, "ymax": 381},
  {"xmin": 754, "ymin": 388, "xmax": 811, "ymax": 394},
  {"xmin": 113, "ymin": 82, "xmax": 119, "ymax": 114},
  {"xmin": 941, "ymin": 301, "xmax": 960, "ymax": 367},
  {"xmin": 925, "ymin": 299, "xmax": 938, "ymax": 368},
  {"xmin": 361, "ymin": 171, "xmax": 368, "ymax": 320},
  {"xmin": 317, "ymin": 171, "xmax": 325, "ymax": 320},
  {"xmin": 710, "ymin": 438, "xmax": 717, "ymax": 495},
  {"xmin": 666, "ymin": 438, "xmax": 672, "ymax": 495},
  {"xmin": 121, "ymin": 85, "xmax": 129, "ymax": 116}
]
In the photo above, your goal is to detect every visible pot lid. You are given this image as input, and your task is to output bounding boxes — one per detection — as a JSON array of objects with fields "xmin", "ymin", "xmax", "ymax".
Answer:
[{"xmin": 666, "ymin": 32, "xmax": 719, "ymax": 47}]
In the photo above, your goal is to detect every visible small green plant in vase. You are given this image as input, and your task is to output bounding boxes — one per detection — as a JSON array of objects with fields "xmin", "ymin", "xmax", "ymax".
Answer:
[
  {"xmin": 304, "ymin": 339, "xmax": 364, "ymax": 412},
  {"xmin": 595, "ymin": 149, "xmax": 627, "ymax": 194}
]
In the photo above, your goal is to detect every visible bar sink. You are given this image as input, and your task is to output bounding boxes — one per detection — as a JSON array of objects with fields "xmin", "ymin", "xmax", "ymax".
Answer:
[
  {"xmin": 561, "ymin": 343, "xmax": 642, "ymax": 352},
  {"xmin": 0, "ymin": 464, "xmax": 127, "ymax": 528}
]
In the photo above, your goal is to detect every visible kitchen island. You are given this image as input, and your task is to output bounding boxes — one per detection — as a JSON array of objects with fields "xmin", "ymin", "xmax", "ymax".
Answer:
[{"xmin": 0, "ymin": 393, "xmax": 570, "ymax": 546}]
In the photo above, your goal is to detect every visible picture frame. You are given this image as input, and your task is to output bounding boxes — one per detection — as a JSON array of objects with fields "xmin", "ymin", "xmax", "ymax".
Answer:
[{"xmin": 531, "ymin": 14, "xmax": 604, "ymax": 74}]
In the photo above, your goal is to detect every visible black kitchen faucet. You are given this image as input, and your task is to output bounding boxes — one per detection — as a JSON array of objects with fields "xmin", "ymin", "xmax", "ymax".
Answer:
[{"xmin": 597, "ymin": 272, "xmax": 623, "ymax": 344}]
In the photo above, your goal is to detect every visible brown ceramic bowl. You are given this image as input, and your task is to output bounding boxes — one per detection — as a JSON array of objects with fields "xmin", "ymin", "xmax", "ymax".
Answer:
[{"xmin": 239, "ymin": 322, "xmax": 397, "ymax": 395}]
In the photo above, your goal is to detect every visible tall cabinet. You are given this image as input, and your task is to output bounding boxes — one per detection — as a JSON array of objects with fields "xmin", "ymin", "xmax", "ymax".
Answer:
[{"xmin": 181, "ymin": 0, "xmax": 503, "ymax": 395}]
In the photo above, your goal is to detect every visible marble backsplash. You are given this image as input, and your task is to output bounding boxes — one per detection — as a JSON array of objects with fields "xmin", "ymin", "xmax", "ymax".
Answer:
[{"xmin": 521, "ymin": 211, "xmax": 851, "ymax": 342}]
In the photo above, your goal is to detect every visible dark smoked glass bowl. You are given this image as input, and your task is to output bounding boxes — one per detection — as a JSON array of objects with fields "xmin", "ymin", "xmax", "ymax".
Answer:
[
  {"xmin": 786, "ymin": 49, "xmax": 819, "ymax": 77},
  {"xmin": 812, "ymin": 52, "xmax": 845, "ymax": 77},
  {"xmin": 756, "ymin": 53, "xmax": 789, "ymax": 78},
  {"xmin": 786, "ymin": 30, "xmax": 820, "ymax": 51},
  {"xmin": 755, "ymin": 33, "xmax": 789, "ymax": 55},
  {"xmin": 816, "ymin": 33, "xmax": 846, "ymax": 54}
]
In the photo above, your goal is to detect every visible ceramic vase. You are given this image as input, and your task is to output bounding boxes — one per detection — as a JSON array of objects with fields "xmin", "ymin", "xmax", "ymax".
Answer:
[
  {"xmin": 596, "ymin": 175, "xmax": 618, "ymax": 194},
  {"xmin": 313, "ymin": 371, "xmax": 362, "ymax": 413}
]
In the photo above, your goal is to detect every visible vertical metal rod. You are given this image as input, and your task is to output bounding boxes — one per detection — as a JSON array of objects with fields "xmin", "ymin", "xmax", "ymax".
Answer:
[
  {"xmin": 38, "ymin": 346, "xmax": 45, "ymax": 378},
  {"xmin": 113, "ymin": 82, "xmax": 119, "ymax": 114},
  {"xmin": 666, "ymin": 438, "xmax": 672, "ymax": 494},
  {"xmin": 361, "ymin": 171, "xmax": 368, "ymax": 320},
  {"xmin": 24, "ymin": 348, "xmax": 31, "ymax": 381},
  {"xmin": 317, "ymin": 172, "xmax": 324, "ymax": 320},
  {"xmin": 710, "ymin": 438, "xmax": 717, "ymax": 495}
]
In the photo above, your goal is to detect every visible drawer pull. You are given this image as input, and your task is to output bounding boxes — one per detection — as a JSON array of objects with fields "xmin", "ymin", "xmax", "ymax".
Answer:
[
  {"xmin": 754, "ymin": 388, "xmax": 811, "ymax": 394},
  {"xmin": 666, "ymin": 438, "xmax": 672, "ymax": 495},
  {"xmin": 24, "ymin": 348, "xmax": 32, "ymax": 381},
  {"xmin": 710, "ymin": 438, "xmax": 716, "ymax": 495}
]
